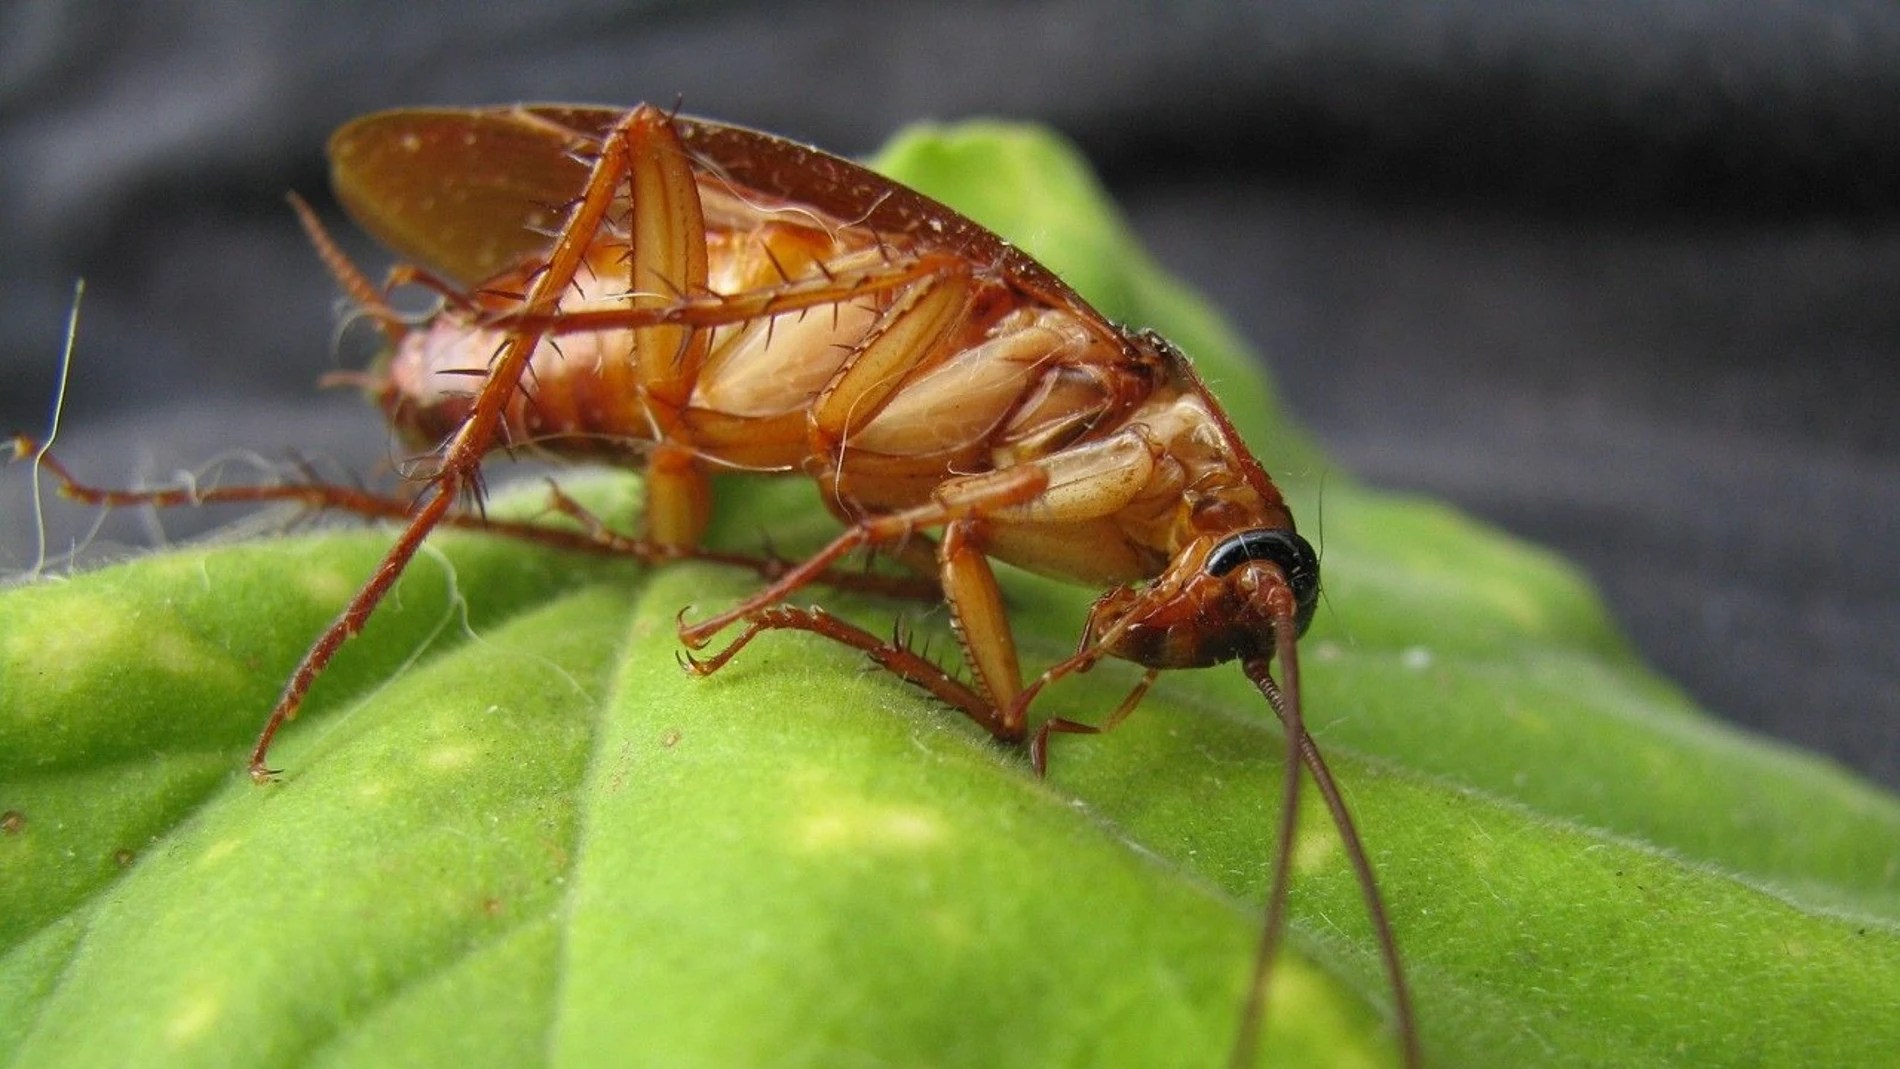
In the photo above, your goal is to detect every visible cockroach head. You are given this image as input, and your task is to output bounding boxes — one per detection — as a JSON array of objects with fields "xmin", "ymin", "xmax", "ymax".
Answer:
[
  {"xmin": 1205, "ymin": 528, "xmax": 1319, "ymax": 637},
  {"xmin": 1083, "ymin": 527, "xmax": 1319, "ymax": 670}
]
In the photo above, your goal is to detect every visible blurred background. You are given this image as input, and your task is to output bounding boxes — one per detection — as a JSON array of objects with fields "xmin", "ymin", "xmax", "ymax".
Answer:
[{"xmin": 2, "ymin": 1, "xmax": 1896, "ymax": 788}]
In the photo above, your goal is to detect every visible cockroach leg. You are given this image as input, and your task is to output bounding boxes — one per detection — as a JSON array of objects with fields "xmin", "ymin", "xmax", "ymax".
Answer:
[
  {"xmin": 805, "ymin": 271, "xmax": 974, "ymax": 483},
  {"xmin": 382, "ymin": 264, "xmax": 486, "ymax": 315},
  {"xmin": 247, "ymin": 106, "xmax": 725, "ymax": 778},
  {"xmin": 936, "ymin": 519, "xmax": 1023, "ymax": 711},
  {"xmin": 642, "ymin": 441, "xmax": 714, "ymax": 550},
  {"xmin": 245, "ymin": 484, "xmax": 456, "ymax": 780},
  {"xmin": 682, "ymin": 605, "xmax": 1012, "ymax": 739},
  {"xmin": 231, "ymin": 102, "xmax": 990, "ymax": 779},
  {"xmin": 810, "ymin": 491, "xmax": 940, "ymax": 581},
  {"xmin": 10, "ymin": 434, "xmax": 942, "ymax": 607},
  {"xmin": 677, "ymin": 465, "xmax": 1048, "ymax": 651},
  {"xmin": 12, "ymin": 436, "xmax": 460, "ymax": 535},
  {"xmin": 1026, "ymin": 667, "xmax": 1158, "ymax": 776},
  {"xmin": 487, "ymin": 253, "xmax": 963, "ymax": 339},
  {"xmin": 1000, "ymin": 601, "xmax": 1133, "ymax": 744}
]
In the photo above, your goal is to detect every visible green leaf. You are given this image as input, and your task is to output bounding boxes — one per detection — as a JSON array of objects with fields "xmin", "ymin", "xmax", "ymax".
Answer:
[{"xmin": 4, "ymin": 122, "xmax": 1898, "ymax": 1069}]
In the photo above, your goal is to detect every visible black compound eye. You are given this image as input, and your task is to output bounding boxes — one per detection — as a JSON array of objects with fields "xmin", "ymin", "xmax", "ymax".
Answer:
[{"xmin": 1205, "ymin": 528, "xmax": 1320, "ymax": 636}]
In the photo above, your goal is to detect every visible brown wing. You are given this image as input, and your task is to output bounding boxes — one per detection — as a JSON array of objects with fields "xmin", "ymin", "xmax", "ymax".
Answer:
[
  {"xmin": 328, "ymin": 105, "xmax": 1088, "ymax": 314},
  {"xmin": 329, "ymin": 109, "xmax": 601, "ymax": 285}
]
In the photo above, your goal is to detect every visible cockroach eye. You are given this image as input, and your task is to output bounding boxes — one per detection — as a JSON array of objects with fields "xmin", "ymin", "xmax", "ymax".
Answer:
[{"xmin": 1205, "ymin": 528, "xmax": 1320, "ymax": 636}]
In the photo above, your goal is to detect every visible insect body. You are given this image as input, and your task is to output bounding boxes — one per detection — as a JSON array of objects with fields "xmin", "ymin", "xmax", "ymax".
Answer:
[
  {"xmin": 21, "ymin": 105, "xmax": 1417, "ymax": 1066},
  {"xmin": 341, "ymin": 106, "xmax": 1318, "ymax": 742}
]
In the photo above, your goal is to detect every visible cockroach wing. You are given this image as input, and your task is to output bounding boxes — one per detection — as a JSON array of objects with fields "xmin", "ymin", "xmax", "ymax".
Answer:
[
  {"xmin": 328, "ymin": 108, "xmax": 601, "ymax": 286},
  {"xmin": 331, "ymin": 105, "xmax": 1097, "ymax": 327}
]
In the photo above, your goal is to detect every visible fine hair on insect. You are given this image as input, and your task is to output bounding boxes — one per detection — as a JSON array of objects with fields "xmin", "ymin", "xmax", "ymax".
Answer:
[{"xmin": 13, "ymin": 104, "xmax": 1420, "ymax": 1067}]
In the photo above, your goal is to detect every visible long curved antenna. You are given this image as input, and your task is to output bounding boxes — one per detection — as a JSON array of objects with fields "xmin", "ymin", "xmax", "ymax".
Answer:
[
  {"xmin": 1230, "ymin": 632, "xmax": 1305, "ymax": 1068},
  {"xmin": 1235, "ymin": 627, "xmax": 1422, "ymax": 1067}
]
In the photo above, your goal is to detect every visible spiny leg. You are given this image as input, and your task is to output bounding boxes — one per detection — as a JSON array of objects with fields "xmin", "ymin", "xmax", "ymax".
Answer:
[
  {"xmin": 678, "ymin": 431, "xmax": 1195, "ymax": 753},
  {"xmin": 244, "ymin": 105, "xmax": 706, "ymax": 780},
  {"xmin": 674, "ymin": 507, "xmax": 1159, "ymax": 775},
  {"xmin": 10, "ymin": 434, "xmax": 940, "ymax": 601},
  {"xmin": 802, "ymin": 269, "xmax": 973, "ymax": 505},
  {"xmin": 679, "ymin": 598, "xmax": 1141, "ymax": 764},
  {"xmin": 810, "ymin": 488, "xmax": 940, "ymax": 584},
  {"xmin": 676, "ymin": 464, "xmax": 1049, "ymax": 650},
  {"xmin": 675, "ymin": 466, "xmax": 1066, "ymax": 752},
  {"xmin": 251, "ymin": 105, "xmax": 961, "ymax": 777},
  {"xmin": 1001, "ymin": 584, "xmax": 1150, "ymax": 763},
  {"xmin": 681, "ymin": 605, "xmax": 1014, "ymax": 740},
  {"xmin": 935, "ymin": 519, "xmax": 1023, "ymax": 716},
  {"xmin": 1026, "ymin": 668, "xmax": 1157, "ymax": 775},
  {"xmin": 487, "ymin": 252, "xmax": 966, "ymax": 339}
]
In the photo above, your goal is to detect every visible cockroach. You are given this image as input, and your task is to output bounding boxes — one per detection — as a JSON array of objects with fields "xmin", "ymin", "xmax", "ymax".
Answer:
[{"xmin": 15, "ymin": 105, "xmax": 1419, "ymax": 1066}]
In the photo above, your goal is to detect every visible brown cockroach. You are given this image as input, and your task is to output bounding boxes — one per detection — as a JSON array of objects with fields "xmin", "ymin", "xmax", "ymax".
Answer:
[{"xmin": 17, "ymin": 105, "xmax": 1418, "ymax": 1066}]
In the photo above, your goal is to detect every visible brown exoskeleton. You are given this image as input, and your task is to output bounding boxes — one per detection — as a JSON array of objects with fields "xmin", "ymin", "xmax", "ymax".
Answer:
[{"xmin": 16, "ymin": 105, "xmax": 1419, "ymax": 1067}]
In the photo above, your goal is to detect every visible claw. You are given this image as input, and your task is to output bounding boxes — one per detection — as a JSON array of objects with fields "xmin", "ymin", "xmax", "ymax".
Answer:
[
  {"xmin": 1028, "ymin": 726, "xmax": 1050, "ymax": 779},
  {"xmin": 674, "ymin": 604, "xmax": 713, "ymax": 649},
  {"xmin": 676, "ymin": 648, "xmax": 709, "ymax": 676}
]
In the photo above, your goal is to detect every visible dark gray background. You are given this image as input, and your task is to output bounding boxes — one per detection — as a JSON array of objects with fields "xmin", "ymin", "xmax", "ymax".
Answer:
[{"xmin": 3, "ymin": 2, "xmax": 1896, "ymax": 788}]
